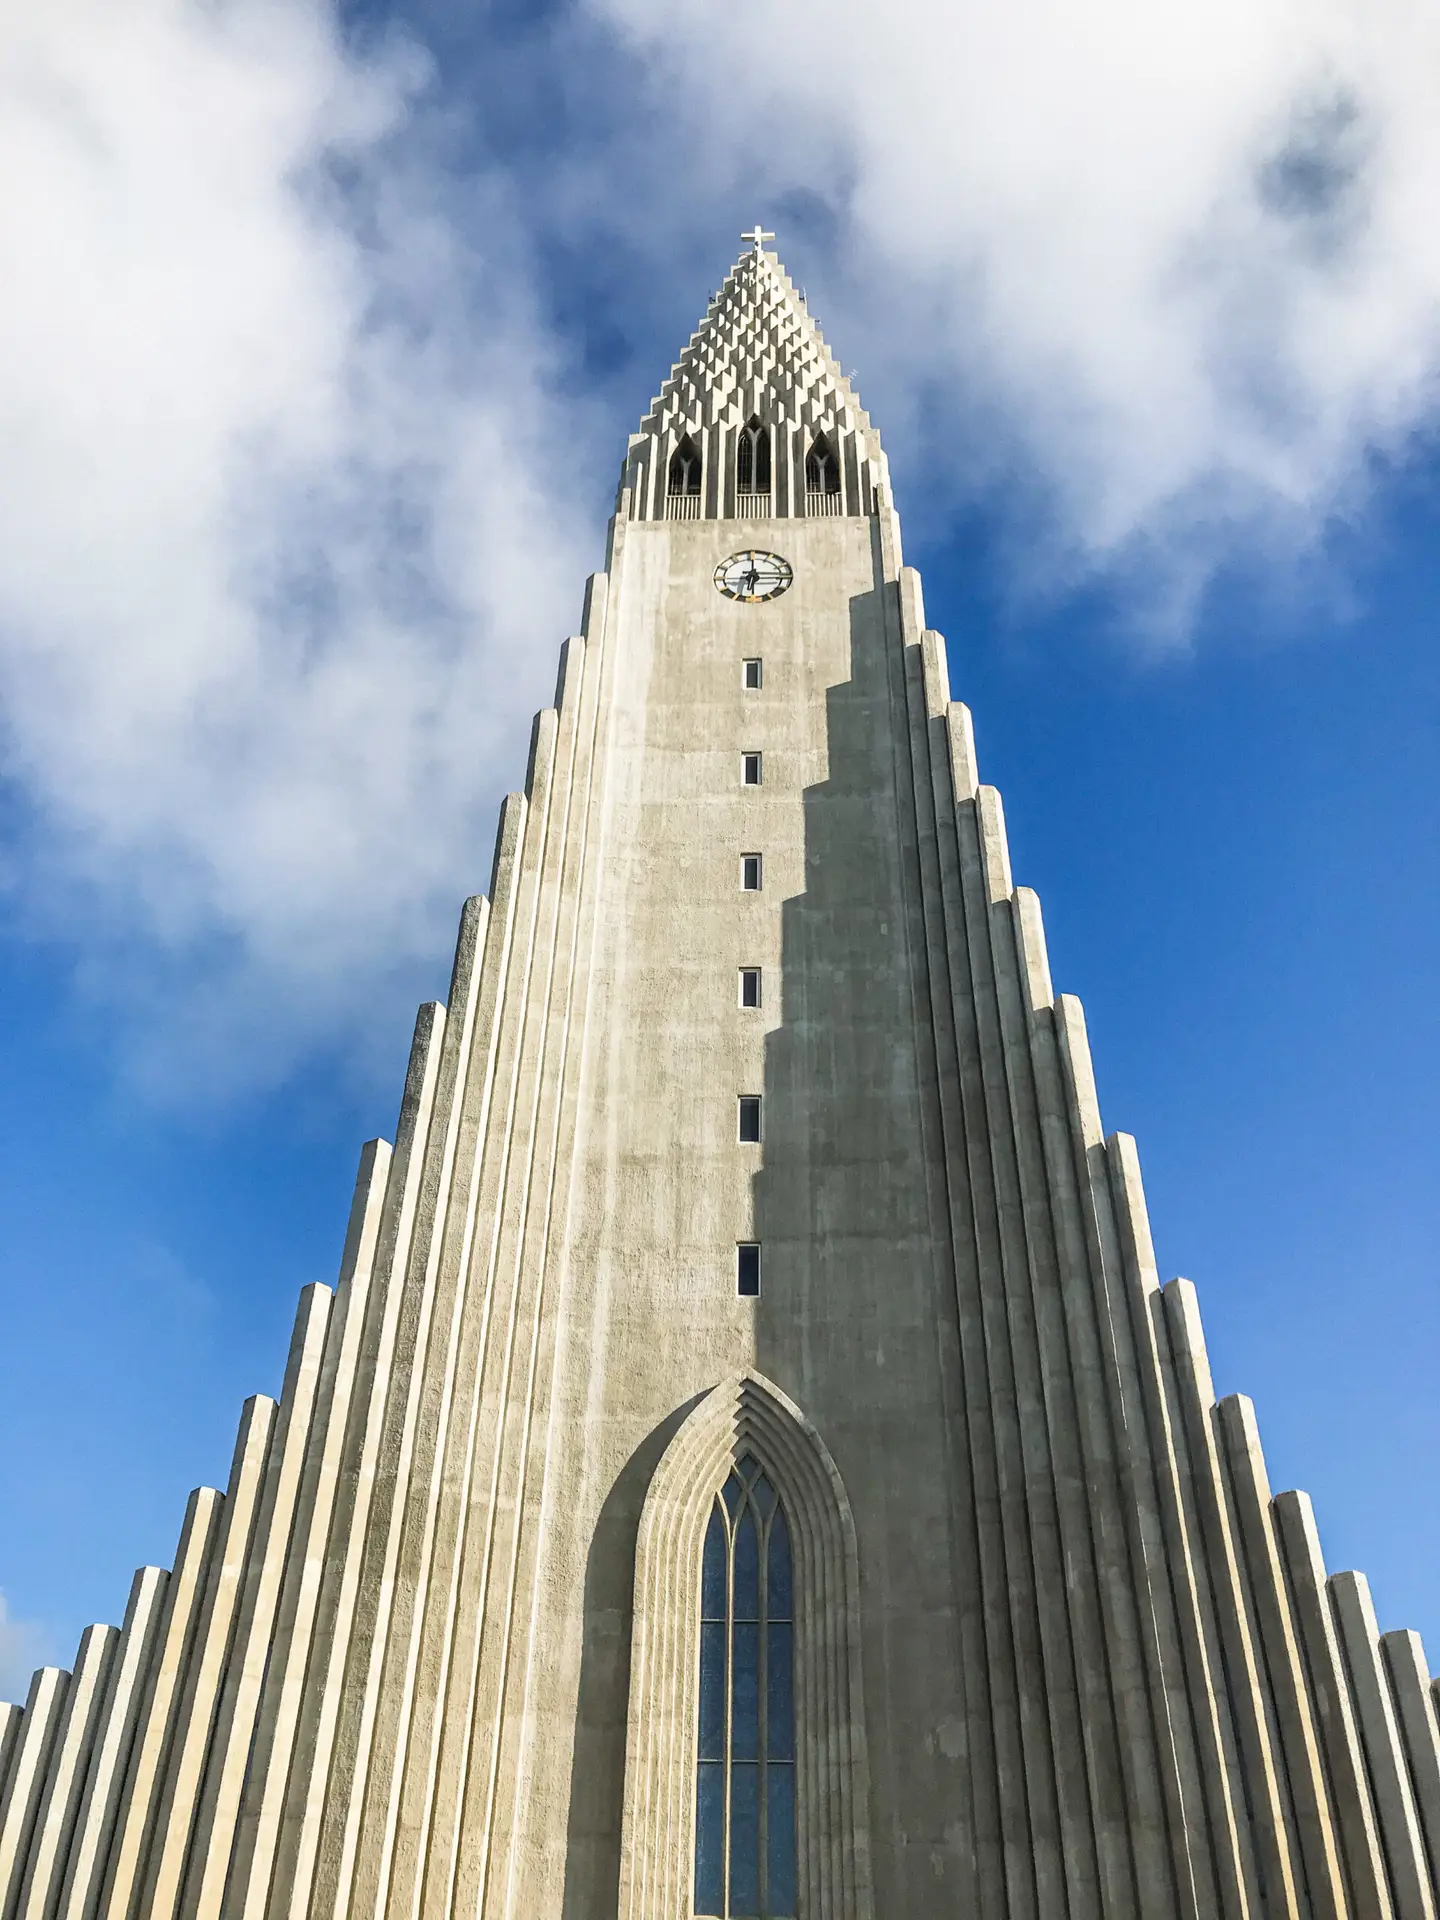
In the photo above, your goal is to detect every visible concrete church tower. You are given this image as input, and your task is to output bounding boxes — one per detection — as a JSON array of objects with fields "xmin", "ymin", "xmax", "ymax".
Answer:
[{"xmin": 2, "ymin": 233, "xmax": 1438, "ymax": 1920}]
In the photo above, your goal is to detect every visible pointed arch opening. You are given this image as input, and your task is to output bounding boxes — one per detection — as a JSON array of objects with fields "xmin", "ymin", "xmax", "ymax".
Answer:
[
  {"xmin": 667, "ymin": 433, "xmax": 703, "ymax": 520},
  {"xmin": 669, "ymin": 434, "xmax": 702, "ymax": 495},
  {"xmin": 737, "ymin": 416, "xmax": 771, "ymax": 496},
  {"xmin": 805, "ymin": 432, "xmax": 843, "ymax": 516},
  {"xmin": 617, "ymin": 1372, "xmax": 872, "ymax": 1920}
]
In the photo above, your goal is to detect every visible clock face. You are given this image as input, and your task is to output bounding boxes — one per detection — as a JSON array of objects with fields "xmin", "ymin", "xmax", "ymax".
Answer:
[{"xmin": 714, "ymin": 550, "xmax": 793, "ymax": 603}]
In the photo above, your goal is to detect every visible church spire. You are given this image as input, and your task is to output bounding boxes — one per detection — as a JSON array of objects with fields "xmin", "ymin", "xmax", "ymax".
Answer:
[{"xmin": 620, "ymin": 230, "xmax": 889, "ymax": 521}]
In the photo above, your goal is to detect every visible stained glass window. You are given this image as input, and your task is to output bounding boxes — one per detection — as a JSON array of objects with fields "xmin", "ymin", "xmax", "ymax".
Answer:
[{"xmin": 695, "ymin": 1456, "xmax": 796, "ymax": 1917}]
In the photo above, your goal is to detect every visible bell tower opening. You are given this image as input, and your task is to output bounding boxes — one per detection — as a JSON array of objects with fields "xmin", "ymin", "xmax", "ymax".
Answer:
[
  {"xmin": 737, "ymin": 414, "xmax": 771, "ymax": 496},
  {"xmin": 805, "ymin": 431, "xmax": 839, "ymax": 496},
  {"xmin": 668, "ymin": 433, "xmax": 703, "ymax": 519}
]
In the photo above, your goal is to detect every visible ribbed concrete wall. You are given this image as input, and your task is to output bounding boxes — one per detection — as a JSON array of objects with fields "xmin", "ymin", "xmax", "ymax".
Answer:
[{"xmin": 0, "ymin": 246, "xmax": 1434, "ymax": 1919}]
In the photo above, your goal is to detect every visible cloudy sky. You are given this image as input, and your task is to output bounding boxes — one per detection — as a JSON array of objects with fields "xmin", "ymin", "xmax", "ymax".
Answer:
[{"xmin": 0, "ymin": 0, "xmax": 1436, "ymax": 1692}]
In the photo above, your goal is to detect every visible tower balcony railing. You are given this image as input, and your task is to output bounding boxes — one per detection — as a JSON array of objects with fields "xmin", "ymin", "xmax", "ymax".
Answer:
[{"xmin": 661, "ymin": 488, "xmax": 848, "ymax": 520}]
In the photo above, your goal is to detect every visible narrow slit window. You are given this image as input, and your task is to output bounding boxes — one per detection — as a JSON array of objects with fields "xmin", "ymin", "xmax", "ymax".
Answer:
[
  {"xmin": 740, "ymin": 854, "xmax": 763, "ymax": 891},
  {"xmin": 742, "ymin": 752, "xmax": 763, "ymax": 786},
  {"xmin": 739, "ymin": 968, "xmax": 762, "ymax": 1008},
  {"xmin": 736, "ymin": 1243, "xmax": 761, "ymax": 1297},
  {"xmin": 743, "ymin": 658, "xmax": 763, "ymax": 690},
  {"xmin": 738, "ymin": 1096, "xmax": 762, "ymax": 1143}
]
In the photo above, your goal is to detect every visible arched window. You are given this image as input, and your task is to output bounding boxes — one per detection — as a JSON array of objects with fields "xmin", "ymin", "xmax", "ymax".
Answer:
[
  {"xmin": 695, "ymin": 1456, "xmax": 796, "ymax": 1918},
  {"xmin": 616, "ymin": 1371, "xmax": 873, "ymax": 1920},
  {"xmin": 737, "ymin": 416, "xmax": 771, "ymax": 494},
  {"xmin": 669, "ymin": 435, "xmax": 702, "ymax": 496},
  {"xmin": 805, "ymin": 432, "xmax": 840, "ymax": 495}
]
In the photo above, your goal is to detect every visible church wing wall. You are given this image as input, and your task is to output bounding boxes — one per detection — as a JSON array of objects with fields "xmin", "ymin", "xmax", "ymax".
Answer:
[{"xmin": 880, "ymin": 536, "xmax": 1440, "ymax": 1917}]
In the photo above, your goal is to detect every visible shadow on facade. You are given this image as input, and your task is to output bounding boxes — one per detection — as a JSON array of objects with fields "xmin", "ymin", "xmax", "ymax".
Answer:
[
  {"xmin": 750, "ymin": 559, "xmax": 965, "ymax": 1909},
  {"xmin": 750, "ymin": 562, "xmax": 948, "ymax": 1440}
]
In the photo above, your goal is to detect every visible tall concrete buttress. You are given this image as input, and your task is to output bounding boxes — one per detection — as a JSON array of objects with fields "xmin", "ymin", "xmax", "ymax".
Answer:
[{"xmin": 3, "ymin": 238, "xmax": 1438, "ymax": 1920}]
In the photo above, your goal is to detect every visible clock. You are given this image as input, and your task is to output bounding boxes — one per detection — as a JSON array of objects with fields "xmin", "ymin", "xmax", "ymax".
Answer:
[{"xmin": 714, "ymin": 550, "xmax": 793, "ymax": 603}]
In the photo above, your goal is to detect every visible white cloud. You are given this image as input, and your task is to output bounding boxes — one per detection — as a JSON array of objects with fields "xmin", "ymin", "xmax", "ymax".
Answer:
[
  {"xmin": 6, "ymin": 0, "xmax": 1440, "ymax": 1089},
  {"xmin": 594, "ymin": 0, "xmax": 1440, "ymax": 628},
  {"xmin": 0, "ymin": 0, "xmax": 597, "ymax": 1090},
  {"xmin": 0, "ymin": 1592, "xmax": 52, "ymax": 1704}
]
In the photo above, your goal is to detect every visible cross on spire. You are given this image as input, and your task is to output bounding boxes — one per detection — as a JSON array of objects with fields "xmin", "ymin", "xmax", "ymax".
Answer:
[{"xmin": 741, "ymin": 225, "xmax": 775, "ymax": 251}]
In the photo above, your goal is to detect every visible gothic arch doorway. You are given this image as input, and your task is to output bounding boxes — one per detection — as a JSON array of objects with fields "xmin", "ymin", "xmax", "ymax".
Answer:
[{"xmin": 617, "ymin": 1372, "xmax": 873, "ymax": 1920}]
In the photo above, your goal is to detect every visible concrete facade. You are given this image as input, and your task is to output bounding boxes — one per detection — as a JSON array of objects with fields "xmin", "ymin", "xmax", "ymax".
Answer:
[{"xmin": 1, "ymin": 239, "xmax": 1438, "ymax": 1920}]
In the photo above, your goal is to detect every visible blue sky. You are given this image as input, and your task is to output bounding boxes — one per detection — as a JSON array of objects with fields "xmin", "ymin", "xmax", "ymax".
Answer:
[{"xmin": 0, "ymin": 0, "xmax": 1436, "ymax": 1691}]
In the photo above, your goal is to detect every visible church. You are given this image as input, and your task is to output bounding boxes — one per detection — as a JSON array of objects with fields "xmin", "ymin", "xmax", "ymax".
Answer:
[{"xmin": 0, "ymin": 232, "xmax": 1437, "ymax": 1920}]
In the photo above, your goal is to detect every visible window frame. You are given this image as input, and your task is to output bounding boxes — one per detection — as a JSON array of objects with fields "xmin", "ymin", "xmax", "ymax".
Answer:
[
  {"xmin": 669, "ymin": 434, "xmax": 703, "ymax": 497},
  {"xmin": 736, "ymin": 1243, "xmax": 761, "ymax": 1297},
  {"xmin": 737, "ymin": 416, "xmax": 771, "ymax": 495},
  {"xmin": 740, "ymin": 854, "xmax": 763, "ymax": 892},
  {"xmin": 804, "ymin": 431, "xmax": 840, "ymax": 496},
  {"xmin": 694, "ymin": 1460, "xmax": 796, "ymax": 1917}
]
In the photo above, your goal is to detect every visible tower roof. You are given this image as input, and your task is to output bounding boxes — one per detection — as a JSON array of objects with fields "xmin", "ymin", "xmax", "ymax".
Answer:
[
  {"xmin": 637, "ymin": 237, "xmax": 874, "ymax": 443},
  {"xmin": 622, "ymin": 231, "xmax": 887, "ymax": 523}
]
